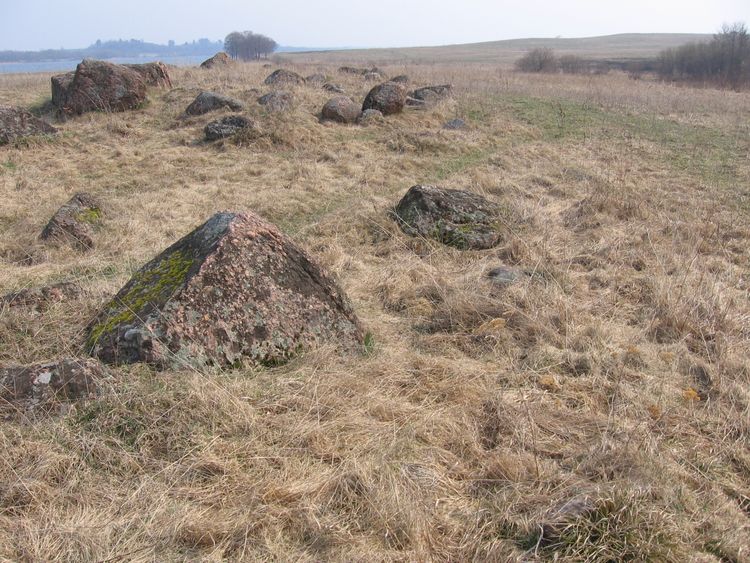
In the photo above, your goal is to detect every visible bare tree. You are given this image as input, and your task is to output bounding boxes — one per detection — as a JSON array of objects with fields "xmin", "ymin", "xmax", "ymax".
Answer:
[{"xmin": 515, "ymin": 48, "xmax": 558, "ymax": 73}]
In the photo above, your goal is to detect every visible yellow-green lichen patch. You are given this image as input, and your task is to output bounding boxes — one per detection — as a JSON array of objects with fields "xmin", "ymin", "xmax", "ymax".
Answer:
[
  {"xmin": 87, "ymin": 250, "xmax": 195, "ymax": 348},
  {"xmin": 74, "ymin": 208, "xmax": 103, "ymax": 224}
]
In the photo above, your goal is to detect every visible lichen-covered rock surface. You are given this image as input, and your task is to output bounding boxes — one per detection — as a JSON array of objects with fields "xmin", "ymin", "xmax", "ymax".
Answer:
[
  {"xmin": 0, "ymin": 358, "xmax": 104, "ymax": 418},
  {"xmin": 257, "ymin": 91, "xmax": 293, "ymax": 112},
  {"xmin": 204, "ymin": 115, "xmax": 254, "ymax": 141},
  {"xmin": 0, "ymin": 105, "xmax": 58, "ymax": 145},
  {"xmin": 200, "ymin": 52, "xmax": 233, "ymax": 69},
  {"xmin": 41, "ymin": 192, "xmax": 104, "ymax": 250},
  {"xmin": 185, "ymin": 91, "xmax": 244, "ymax": 116},
  {"xmin": 51, "ymin": 72, "xmax": 74, "ymax": 107},
  {"xmin": 86, "ymin": 211, "xmax": 364, "ymax": 369},
  {"xmin": 125, "ymin": 61, "xmax": 173, "ymax": 88},
  {"xmin": 264, "ymin": 69, "xmax": 305, "ymax": 87},
  {"xmin": 52, "ymin": 59, "xmax": 147, "ymax": 115},
  {"xmin": 321, "ymin": 96, "xmax": 360, "ymax": 124},
  {"xmin": 411, "ymin": 84, "xmax": 453, "ymax": 102},
  {"xmin": 362, "ymin": 82, "xmax": 407, "ymax": 115},
  {"xmin": 393, "ymin": 185, "xmax": 502, "ymax": 250}
]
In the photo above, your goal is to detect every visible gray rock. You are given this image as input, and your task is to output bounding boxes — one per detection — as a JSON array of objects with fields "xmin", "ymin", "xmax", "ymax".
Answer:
[
  {"xmin": 306, "ymin": 73, "xmax": 327, "ymax": 85},
  {"xmin": 487, "ymin": 266, "xmax": 524, "ymax": 286},
  {"xmin": 321, "ymin": 96, "xmax": 360, "ymax": 124},
  {"xmin": 411, "ymin": 84, "xmax": 453, "ymax": 102},
  {"xmin": 204, "ymin": 115, "xmax": 254, "ymax": 141},
  {"xmin": 323, "ymin": 83, "xmax": 345, "ymax": 94},
  {"xmin": 357, "ymin": 109, "xmax": 384, "ymax": 126},
  {"xmin": 444, "ymin": 118, "xmax": 467, "ymax": 130},
  {"xmin": 405, "ymin": 97, "xmax": 427, "ymax": 109},
  {"xmin": 86, "ymin": 211, "xmax": 364, "ymax": 369},
  {"xmin": 185, "ymin": 91, "xmax": 244, "ymax": 116},
  {"xmin": 393, "ymin": 185, "xmax": 502, "ymax": 250},
  {"xmin": 264, "ymin": 69, "xmax": 305, "ymax": 86},
  {"xmin": 390, "ymin": 75, "xmax": 409, "ymax": 84},
  {"xmin": 41, "ymin": 193, "xmax": 103, "ymax": 251},
  {"xmin": 362, "ymin": 82, "xmax": 407, "ymax": 115},
  {"xmin": 258, "ymin": 91, "xmax": 293, "ymax": 112},
  {"xmin": 0, "ymin": 106, "xmax": 57, "ymax": 145},
  {"xmin": 200, "ymin": 52, "xmax": 233, "ymax": 69},
  {"xmin": 124, "ymin": 62, "xmax": 173, "ymax": 88}
]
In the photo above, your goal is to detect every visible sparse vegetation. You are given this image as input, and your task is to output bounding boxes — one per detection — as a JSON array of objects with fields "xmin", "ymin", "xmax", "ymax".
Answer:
[{"xmin": 0, "ymin": 52, "xmax": 748, "ymax": 561}]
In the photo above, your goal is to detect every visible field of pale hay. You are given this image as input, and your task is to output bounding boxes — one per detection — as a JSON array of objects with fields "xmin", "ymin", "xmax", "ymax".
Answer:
[{"xmin": 0, "ymin": 61, "xmax": 749, "ymax": 561}]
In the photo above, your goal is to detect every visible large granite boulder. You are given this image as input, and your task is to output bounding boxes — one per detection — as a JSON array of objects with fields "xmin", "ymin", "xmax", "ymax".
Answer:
[
  {"xmin": 0, "ymin": 106, "xmax": 57, "ymax": 145},
  {"xmin": 0, "ymin": 358, "xmax": 104, "ymax": 418},
  {"xmin": 185, "ymin": 91, "xmax": 244, "ymax": 116},
  {"xmin": 200, "ymin": 52, "xmax": 233, "ymax": 69},
  {"xmin": 204, "ymin": 115, "xmax": 254, "ymax": 141},
  {"xmin": 362, "ymin": 82, "xmax": 407, "ymax": 115},
  {"xmin": 393, "ymin": 185, "xmax": 502, "ymax": 250},
  {"xmin": 258, "ymin": 91, "xmax": 293, "ymax": 112},
  {"xmin": 321, "ymin": 96, "xmax": 360, "ymax": 124},
  {"xmin": 264, "ymin": 69, "xmax": 305, "ymax": 87},
  {"xmin": 411, "ymin": 84, "xmax": 453, "ymax": 103},
  {"xmin": 41, "ymin": 192, "xmax": 103, "ymax": 251},
  {"xmin": 52, "ymin": 59, "xmax": 147, "ymax": 115},
  {"xmin": 125, "ymin": 62, "xmax": 173, "ymax": 88},
  {"xmin": 86, "ymin": 211, "xmax": 364, "ymax": 368}
]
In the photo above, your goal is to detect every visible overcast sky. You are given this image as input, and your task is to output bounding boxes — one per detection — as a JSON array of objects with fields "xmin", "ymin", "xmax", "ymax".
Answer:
[{"xmin": 1, "ymin": 0, "xmax": 749, "ymax": 51}]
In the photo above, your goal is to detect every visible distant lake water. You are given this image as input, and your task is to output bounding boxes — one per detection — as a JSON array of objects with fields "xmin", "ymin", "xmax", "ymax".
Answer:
[{"xmin": 0, "ymin": 55, "xmax": 209, "ymax": 74}]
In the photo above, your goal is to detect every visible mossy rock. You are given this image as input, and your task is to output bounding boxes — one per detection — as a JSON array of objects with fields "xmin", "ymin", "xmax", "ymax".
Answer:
[{"xmin": 41, "ymin": 192, "xmax": 104, "ymax": 251}]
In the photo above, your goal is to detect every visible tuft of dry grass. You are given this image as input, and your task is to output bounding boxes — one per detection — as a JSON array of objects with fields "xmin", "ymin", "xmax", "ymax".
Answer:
[{"xmin": 0, "ymin": 59, "xmax": 748, "ymax": 561}]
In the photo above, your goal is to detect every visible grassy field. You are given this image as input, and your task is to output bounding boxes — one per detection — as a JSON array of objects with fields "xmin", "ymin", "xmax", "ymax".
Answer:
[
  {"xmin": 0, "ymin": 58, "xmax": 749, "ymax": 561},
  {"xmin": 284, "ymin": 33, "xmax": 712, "ymax": 65}
]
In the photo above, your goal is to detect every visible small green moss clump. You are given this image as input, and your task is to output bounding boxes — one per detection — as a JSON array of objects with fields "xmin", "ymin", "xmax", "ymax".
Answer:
[
  {"xmin": 87, "ymin": 249, "xmax": 195, "ymax": 348},
  {"xmin": 75, "ymin": 208, "xmax": 103, "ymax": 224}
]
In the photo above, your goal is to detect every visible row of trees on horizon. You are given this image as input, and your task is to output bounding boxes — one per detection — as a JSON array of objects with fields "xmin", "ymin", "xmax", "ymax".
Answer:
[{"xmin": 223, "ymin": 31, "xmax": 278, "ymax": 61}]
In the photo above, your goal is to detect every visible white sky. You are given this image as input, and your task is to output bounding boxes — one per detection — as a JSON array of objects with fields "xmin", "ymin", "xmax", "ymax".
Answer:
[{"xmin": 1, "ymin": 0, "xmax": 748, "ymax": 50}]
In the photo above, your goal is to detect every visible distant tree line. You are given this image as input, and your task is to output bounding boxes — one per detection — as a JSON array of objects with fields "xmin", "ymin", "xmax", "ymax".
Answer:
[
  {"xmin": 514, "ymin": 48, "xmax": 608, "ymax": 75},
  {"xmin": 224, "ymin": 32, "xmax": 278, "ymax": 61},
  {"xmin": 657, "ymin": 23, "xmax": 749, "ymax": 89}
]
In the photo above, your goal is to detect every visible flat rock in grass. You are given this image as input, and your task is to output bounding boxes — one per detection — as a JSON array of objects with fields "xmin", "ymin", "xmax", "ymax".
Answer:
[
  {"xmin": 393, "ymin": 185, "xmax": 502, "ymax": 250},
  {"xmin": 357, "ymin": 109, "xmax": 384, "ymax": 126},
  {"xmin": 258, "ymin": 91, "xmax": 293, "ymax": 112},
  {"xmin": 53, "ymin": 59, "xmax": 147, "ymax": 115},
  {"xmin": 200, "ymin": 52, "xmax": 233, "ymax": 69},
  {"xmin": 390, "ymin": 75, "xmax": 409, "ymax": 84},
  {"xmin": 0, "ymin": 358, "xmax": 104, "ymax": 418},
  {"xmin": 1, "ymin": 281, "xmax": 80, "ymax": 311},
  {"xmin": 362, "ymin": 82, "xmax": 407, "ymax": 115},
  {"xmin": 0, "ymin": 106, "xmax": 57, "ymax": 145},
  {"xmin": 411, "ymin": 84, "xmax": 453, "ymax": 102},
  {"xmin": 321, "ymin": 96, "xmax": 360, "ymax": 124},
  {"xmin": 204, "ymin": 115, "xmax": 254, "ymax": 141},
  {"xmin": 405, "ymin": 96, "xmax": 427, "ymax": 109},
  {"xmin": 306, "ymin": 73, "xmax": 327, "ymax": 85},
  {"xmin": 323, "ymin": 83, "xmax": 345, "ymax": 94},
  {"xmin": 264, "ymin": 69, "xmax": 305, "ymax": 86},
  {"xmin": 444, "ymin": 118, "xmax": 467, "ymax": 130},
  {"xmin": 185, "ymin": 91, "xmax": 244, "ymax": 116},
  {"xmin": 86, "ymin": 211, "xmax": 363, "ymax": 369},
  {"xmin": 487, "ymin": 265, "xmax": 524, "ymax": 286},
  {"xmin": 41, "ymin": 192, "xmax": 103, "ymax": 251},
  {"xmin": 125, "ymin": 62, "xmax": 173, "ymax": 88}
]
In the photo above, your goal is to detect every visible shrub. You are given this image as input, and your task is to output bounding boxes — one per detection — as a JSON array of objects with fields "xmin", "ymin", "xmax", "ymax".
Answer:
[{"xmin": 515, "ymin": 48, "xmax": 558, "ymax": 73}]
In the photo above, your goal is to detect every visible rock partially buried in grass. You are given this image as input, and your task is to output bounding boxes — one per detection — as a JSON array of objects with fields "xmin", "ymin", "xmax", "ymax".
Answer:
[
  {"xmin": 357, "ymin": 109, "xmax": 384, "ymax": 126},
  {"xmin": 390, "ymin": 75, "xmax": 409, "ymax": 84},
  {"xmin": 2, "ymin": 281, "xmax": 80, "ymax": 311},
  {"xmin": 411, "ymin": 84, "xmax": 453, "ymax": 103},
  {"xmin": 264, "ymin": 69, "xmax": 305, "ymax": 86},
  {"xmin": 393, "ymin": 185, "xmax": 502, "ymax": 250},
  {"xmin": 204, "ymin": 115, "xmax": 254, "ymax": 141},
  {"xmin": 0, "ymin": 358, "xmax": 104, "ymax": 418},
  {"xmin": 362, "ymin": 82, "xmax": 407, "ymax": 115},
  {"xmin": 185, "ymin": 91, "xmax": 244, "ymax": 116},
  {"xmin": 306, "ymin": 73, "xmax": 327, "ymax": 85},
  {"xmin": 200, "ymin": 52, "xmax": 233, "ymax": 69},
  {"xmin": 86, "ymin": 211, "xmax": 364, "ymax": 369},
  {"xmin": 41, "ymin": 192, "xmax": 103, "ymax": 251},
  {"xmin": 443, "ymin": 118, "xmax": 467, "ymax": 130},
  {"xmin": 52, "ymin": 59, "xmax": 147, "ymax": 115},
  {"xmin": 323, "ymin": 83, "xmax": 345, "ymax": 94},
  {"xmin": 321, "ymin": 96, "xmax": 360, "ymax": 124},
  {"xmin": 0, "ymin": 106, "xmax": 57, "ymax": 145},
  {"xmin": 258, "ymin": 91, "xmax": 293, "ymax": 112},
  {"xmin": 51, "ymin": 72, "xmax": 74, "ymax": 107}
]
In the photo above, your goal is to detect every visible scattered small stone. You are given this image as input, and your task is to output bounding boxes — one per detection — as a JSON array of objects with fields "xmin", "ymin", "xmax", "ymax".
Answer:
[
  {"xmin": 0, "ymin": 106, "xmax": 57, "ymax": 145},
  {"xmin": 393, "ymin": 185, "xmax": 502, "ymax": 250},
  {"xmin": 41, "ymin": 192, "xmax": 103, "ymax": 251},
  {"xmin": 357, "ymin": 109, "xmax": 384, "ymax": 126},
  {"xmin": 264, "ymin": 69, "xmax": 305, "ymax": 86},
  {"xmin": 321, "ymin": 96, "xmax": 360, "ymax": 124},
  {"xmin": 86, "ymin": 211, "xmax": 364, "ymax": 369},
  {"xmin": 258, "ymin": 91, "xmax": 293, "ymax": 112},
  {"xmin": 0, "ymin": 358, "xmax": 105, "ymax": 419},
  {"xmin": 185, "ymin": 91, "xmax": 244, "ymax": 116},
  {"xmin": 204, "ymin": 115, "xmax": 254, "ymax": 141},
  {"xmin": 1, "ymin": 281, "xmax": 81, "ymax": 311},
  {"xmin": 362, "ymin": 82, "xmax": 407, "ymax": 115},
  {"xmin": 323, "ymin": 83, "xmax": 345, "ymax": 94},
  {"xmin": 200, "ymin": 52, "xmax": 233, "ymax": 69},
  {"xmin": 487, "ymin": 266, "xmax": 524, "ymax": 286},
  {"xmin": 444, "ymin": 118, "xmax": 467, "ymax": 130}
]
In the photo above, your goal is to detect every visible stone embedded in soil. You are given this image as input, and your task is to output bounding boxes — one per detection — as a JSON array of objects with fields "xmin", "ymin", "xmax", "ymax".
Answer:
[
  {"xmin": 264, "ymin": 69, "xmax": 305, "ymax": 86},
  {"xmin": 0, "ymin": 358, "xmax": 104, "ymax": 418},
  {"xmin": 52, "ymin": 59, "xmax": 147, "ymax": 115},
  {"xmin": 390, "ymin": 75, "xmax": 409, "ymax": 84},
  {"xmin": 86, "ymin": 211, "xmax": 364, "ymax": 369},
  {"xmin": 257, "ymin": 91, "xmax": 293, "ymax": 112},
  {"xmin": 200, "ymin": 52, "xmax": 233, "ymax": 69},
  {"xmin": 323, "ymin": 83, "xmax": 345, "ymax": 94},
  {"xmin": 393, "ymin": 185, "xmax": 502, "ymax": 250},
  {"xmin": 204, "ymin": 115, "xmax": 254, "ymax": 141},
  {"xmin": 185, "ymin": 91, "xmax": 244, "ymax": 116},
  {"xmin": 1, "ymin": 281, "xmax": 81, "ymax": 311},
  {"xmin": 40, "ymin": 192, "xmax": 104, "ymax": 251},
  {"xmin": 306, "ymin": 73, "xmax": 327, "ymax": 85},
  {"xmin": 321, "ymin": 96, "xmax": 360, "ymax": 124},
  {"xmin": 411, "ymin": 84, "xmax": 453, "ymax": 103},
  {"xmin": 362, "ymin": 82, "xmax": 407, "ymax": 115},
  {"xmin": 487, "ymin": 266, "xmax": 524, "ymax": 286},
  {"xmin": 444, "ymin": 118, "xmax": 467, "ymax": 130},
  {"xmin": 0, "ymin": 105, "xmax": 58, "ymax": 145},
  {"xmin": 357, "ymin": 109, "xmax": 384, "ymax": 126}
]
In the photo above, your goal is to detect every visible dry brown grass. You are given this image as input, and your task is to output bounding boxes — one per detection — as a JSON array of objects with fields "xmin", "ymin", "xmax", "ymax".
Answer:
[{"xmin": 0, "ymin": 60, "xmax": 749, "ymax": 561}]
